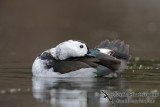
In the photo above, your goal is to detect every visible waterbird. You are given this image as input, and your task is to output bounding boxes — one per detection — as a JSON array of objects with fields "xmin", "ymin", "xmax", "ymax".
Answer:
[{"xmin": 32, "ymin": 40, "xmax": 130, "ymax": 77}]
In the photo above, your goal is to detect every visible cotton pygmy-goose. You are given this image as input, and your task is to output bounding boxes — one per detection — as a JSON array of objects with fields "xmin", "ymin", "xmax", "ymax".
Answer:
[{"xmin": 32, "ymin": 40, "xmax": 130, "ymax": 77}]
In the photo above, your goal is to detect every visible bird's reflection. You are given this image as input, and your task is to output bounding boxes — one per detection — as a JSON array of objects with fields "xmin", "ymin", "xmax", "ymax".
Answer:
[{"xmin": 32, "ymin": 77, "xmax": 128, "ymax": 107}]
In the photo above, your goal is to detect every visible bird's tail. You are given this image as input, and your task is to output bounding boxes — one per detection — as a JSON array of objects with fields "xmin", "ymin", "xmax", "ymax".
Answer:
[{"xmin": 95, "ymin": 40, "xmax": 130, "ymax": 60}]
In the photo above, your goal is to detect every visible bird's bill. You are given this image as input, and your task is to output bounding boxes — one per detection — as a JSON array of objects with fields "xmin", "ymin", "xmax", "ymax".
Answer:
[{"xmin": 85, "ymin": 53, "xmax": 96, "ymax": 58}]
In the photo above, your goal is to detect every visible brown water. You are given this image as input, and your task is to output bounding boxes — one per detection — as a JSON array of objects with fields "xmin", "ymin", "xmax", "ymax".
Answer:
[
  {"xmin": 0, "ymin": 0, "xmax": 160, "ymax": 107},
  {"xmin": 0, "ymin": 60, "xmax": 160, "ymax": 107}
]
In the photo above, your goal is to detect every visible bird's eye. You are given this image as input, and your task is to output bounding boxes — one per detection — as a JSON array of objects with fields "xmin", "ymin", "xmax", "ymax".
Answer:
[{"xmin": 80, "ymin": 45, "xmax": 84, "ymax": 48}]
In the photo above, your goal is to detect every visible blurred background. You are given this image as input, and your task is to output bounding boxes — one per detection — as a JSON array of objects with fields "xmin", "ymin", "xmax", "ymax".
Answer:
[{"xmin": 0, "ymin": 0, "xmax": 160, "ymax": 62}]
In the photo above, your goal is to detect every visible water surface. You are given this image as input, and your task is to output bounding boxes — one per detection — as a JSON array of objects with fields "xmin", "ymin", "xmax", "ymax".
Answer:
[{"xmin": 0, "ymin": 60, "xmax": 160, "ymax": 107}]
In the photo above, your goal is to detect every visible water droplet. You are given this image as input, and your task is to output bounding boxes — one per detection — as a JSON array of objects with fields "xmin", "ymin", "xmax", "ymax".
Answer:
[
  {"xmin": 9, "ymin": 88, "xmax": 16, "ymax": 93},
  {"xmin": 1, "ymin": 90, "xmax": 6, "ymax": 94},
  {"xmin": 139, "ymin": 65, "xmax": 143, "ymax": 69},
  {"xmin": 135, "ymin": 57, "xmax": 140, "ymax": 61}
]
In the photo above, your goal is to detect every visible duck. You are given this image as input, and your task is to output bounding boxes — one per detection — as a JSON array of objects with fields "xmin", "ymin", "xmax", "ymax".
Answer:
[{"xmin": 32, "ymin": 40, "xmax": 130, "ymax": 77}]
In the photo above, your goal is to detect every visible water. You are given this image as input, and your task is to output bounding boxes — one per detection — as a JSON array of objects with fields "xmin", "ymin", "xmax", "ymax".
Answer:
[
  {"xmin": 0, "ymin": 60, "xmax": 160, "ymax": 107},
  {"xmin": 0, "ymin": 0, "xmax": 160, "ymax": 107}
]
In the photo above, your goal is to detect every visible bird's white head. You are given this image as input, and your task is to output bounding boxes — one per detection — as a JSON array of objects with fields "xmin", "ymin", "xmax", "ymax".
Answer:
[{"xmin": 49, "ymin": 40, "xmax": 90, "ymax": 60}]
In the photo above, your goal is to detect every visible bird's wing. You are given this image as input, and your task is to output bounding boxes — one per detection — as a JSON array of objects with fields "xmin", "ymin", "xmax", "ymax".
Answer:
[
  {"xmin": 69, "ymin": 55, "xmax": 114, "ymax": 77},
  {"xmin": 52, "ymin": 60, "xmax": 91, "ymax": 74},
  {"xmin": 89, "ymin": 49, "xmax": 121, "ymax": 70}
]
